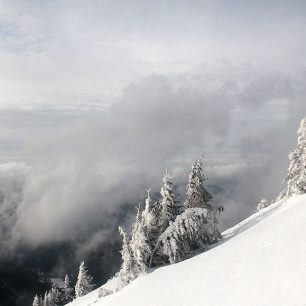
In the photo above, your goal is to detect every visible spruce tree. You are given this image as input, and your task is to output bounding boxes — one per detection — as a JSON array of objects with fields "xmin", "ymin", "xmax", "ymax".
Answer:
[
  {"xmin": 43, "ymin": 292, "xmax": 48, "ymax": 306},
  {"xmin": 75, "ymin": 261, "xmax": 94, "ymax": 298},
  {"xmin": 160, "ymin": 171, "xmax": 180, "ymax": 231},
  {"xmin": 118, "ymin": 226, "xmax": 137, "ymax": 278},
  {"xmin": 141, "ymin": 190, "xmax": 159, "ymax": 249},
  {"xmin": 63, "ymin": 274, "xmax": 74, "ymax": 303},
  {"xmin": 39, "ymin": 296, "xmax": 43, "ymax": 306},
  {"xmin": 257, "ymin": 198, "xmax": 268, "ymax": 212},
  {"xmin": 43, "ymin": 291, "xmax": 53, "ymax": 306},
  {"xmin": 51, "ymin": 285, "xmax": 61, "ymax": 305},
  {"xmin": 129, "ymin": 208, "xmax": 151, "ymax": 272},
  {"xmin": 157, "ymin": 207, "xmax": 220, "ymax": 263},
  {"xmin": 184, "ymin": 156, "xmax": 213, "ymax": 209},
  {"xmin": 33, "ymin": 295, "xmax": 40, "ymax": 306},
  {"xmin": 285, "ymin": 118, "xmax": 306, "ymax": 195}
]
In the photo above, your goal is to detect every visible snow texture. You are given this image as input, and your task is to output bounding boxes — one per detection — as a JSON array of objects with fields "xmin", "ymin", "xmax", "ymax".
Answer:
[{"xmin": 66, "ymin": 194, "xmax": 306, "ymax": 306}]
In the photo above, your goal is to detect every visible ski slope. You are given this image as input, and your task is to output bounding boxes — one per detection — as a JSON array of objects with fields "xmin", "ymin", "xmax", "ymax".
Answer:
[{"xmin": 68, "ymin": 194, "xmax": 306, "ymax": 306}]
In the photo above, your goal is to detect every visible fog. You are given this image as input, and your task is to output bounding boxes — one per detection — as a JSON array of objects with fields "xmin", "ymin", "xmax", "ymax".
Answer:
[{"xmin": 0, "ymin": 65, "xmax": 305, "ymax": 262}]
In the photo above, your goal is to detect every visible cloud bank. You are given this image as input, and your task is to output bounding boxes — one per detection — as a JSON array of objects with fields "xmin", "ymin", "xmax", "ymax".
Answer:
[{"xmin": 0, "ymin": 64, "xmax": 306, "ymax": 261}]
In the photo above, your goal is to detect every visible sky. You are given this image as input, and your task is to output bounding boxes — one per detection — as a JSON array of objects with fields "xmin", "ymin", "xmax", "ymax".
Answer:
[
  {"xmin": 1, "ymin": 0, "xmax": 306, "ymax": 293},
  {"xmin": 0, "ymin": 0, "xmax": 305, "ymax": 107}
]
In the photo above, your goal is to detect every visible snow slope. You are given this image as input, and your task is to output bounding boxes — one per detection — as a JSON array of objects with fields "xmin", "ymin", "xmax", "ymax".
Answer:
[{"xmin": 68, "ymin": 195, "xmax": 306, "ymax": 306}]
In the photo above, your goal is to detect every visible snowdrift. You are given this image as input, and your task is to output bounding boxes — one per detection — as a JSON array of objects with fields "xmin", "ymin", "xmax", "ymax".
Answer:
[{"xmin": 67, "ymin": 194, "xmax": 306, "ymax": 306}]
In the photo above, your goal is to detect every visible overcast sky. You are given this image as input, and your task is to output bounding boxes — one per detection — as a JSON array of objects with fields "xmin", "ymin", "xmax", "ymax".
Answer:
[{"xmin": 0, "ymin": 0, "xmax": 306, "ymax": 108}]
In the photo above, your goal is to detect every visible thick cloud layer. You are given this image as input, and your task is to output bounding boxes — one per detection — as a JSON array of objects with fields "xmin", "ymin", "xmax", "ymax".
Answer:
[{"xmin": 1, "ymin": 65, "xmax": 306, "ymax": 261}]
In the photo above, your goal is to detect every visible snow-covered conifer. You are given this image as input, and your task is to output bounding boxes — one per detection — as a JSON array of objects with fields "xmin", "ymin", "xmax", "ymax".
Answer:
[
  {"xmin": 142, "ymin": 190, "xmax": 155, "ymax": 236},
  {"xmin": 156, "ymin": 208, "xmax": 219, "ymax": 263},
  {"xmin": 118, "ymin": 226, "xmax": 137, "ymax": 278},
  {"xmin": 274, "ymin": 189, "xmax": 287, "ymax": 203},
  {"xmin": 42, "ymin": 291, "xmax": 53, "ymax": 306},
  {"xmin": 285, "ymin": 118, "xmax": 306, "ymax": 195},
  {"xmin": 75, "ymin": 261, "xmax": 94, "ymax": 298},
  {"xmin": 160, "ymin": 171, "xmax": 181, "ymax": 231},
  {"xmin": 117, "ymin": 225, "xmax": 141, "ymax": 289},
  {"xmin": 51, "ymin": 285, "xmax": 61, "ymax": 305},
  {"xmin": 129, "ymin": 208, "xmax": 151, "ymax": 272},
  {"xmin": 63, "ymin": 274, "xmax": 74, "ymax": 303},
  {"xmin": 141, "ymin": 190, "xmax": 159, "ymax": 248},
  {"xmin": 33, "ymin": 295, "xmax": 40, "ymax": 306},
  {"xmin": 257, "ymin": 198, "xmax": 269, "ymax": 212},
  {"xmin": 184, "ymin": 156, "xmax": 213, "ymax": 210},
  {"xmin": 42, "ymin": 292, "xmax": 48, "ymax": 306}
]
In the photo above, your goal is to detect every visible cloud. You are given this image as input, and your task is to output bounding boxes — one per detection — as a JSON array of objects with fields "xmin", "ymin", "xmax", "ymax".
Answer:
[
  {"xmin": 0, "ymin": 0, "xmax": 306, "ymax": 107},
  {"xmin": 0, "ymin": 64, "xmax": 305, "ymax": 257}
]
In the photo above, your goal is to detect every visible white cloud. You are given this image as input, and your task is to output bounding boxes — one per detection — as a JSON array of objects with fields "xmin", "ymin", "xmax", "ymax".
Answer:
[{"xmin": 0, "ymin": 0, "xmax": 305, "ymax": 107}]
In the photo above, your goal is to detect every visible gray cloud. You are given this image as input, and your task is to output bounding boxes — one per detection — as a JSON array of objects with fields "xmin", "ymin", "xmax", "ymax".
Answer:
[
  {"xmin": 0, "ymin": 64, "xmax": 306, "ymax": 261},
  {"xmin": 0, "ymin": 0, "xmax": 306, "ymax": 107}
]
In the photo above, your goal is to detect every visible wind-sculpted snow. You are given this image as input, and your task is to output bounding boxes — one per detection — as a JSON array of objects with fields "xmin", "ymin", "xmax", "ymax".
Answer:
[{"xmin": 67, "ymin": 194, "xmax": 306, "ymax": 306}]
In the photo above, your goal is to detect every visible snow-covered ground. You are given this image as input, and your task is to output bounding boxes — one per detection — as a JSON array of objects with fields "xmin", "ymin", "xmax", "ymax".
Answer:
[{"xmin": 67, "ymin": 194, "xmax": 306, "ymax": 306}]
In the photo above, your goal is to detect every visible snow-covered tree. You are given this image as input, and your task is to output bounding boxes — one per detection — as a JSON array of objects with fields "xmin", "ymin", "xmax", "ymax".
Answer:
[
  {"xmin": 160, "ymin": 171, "xmax": 181, "ymax": 231},
  {"xmin": 184, "ymin": 156, "xmax": 213, "ymax": 210},
  {"xmin": 75, "ymin": 261, "xmax": 94, "ymax": 298},
  {"xmin": 156, "ymin": 208, "xmax": 220, "ymax": 264},
  {"xmin": 117, "ymin": 225, "xmax": 142, "ymax": 290},
  {"xmin": 141, "ymin": 190, "xmax": 160, "ymax": 249},
  {"xmin": 115, "ymin": 158, "xmax": 221, "ymax": 290},
  {"xmin": 118, "ymin": 226, "xmax": 137, "ymax": 278},
  {"xmin": 42, "ymin": 292, "xmax": 48, "ymax": 306},
  {"xmin": 257, "ymin": 198, "xmax": 269, "ymax": 212},
  {"xmin": 274, "ymin": 189, "xmax": 287, "ymax": 203},
  {"xmin": 285, "ymin": 118, "xmax": 306, "ymax": 195},
  {"xmin": 42, "ymin": 291, "xmax": 54, "ymax": 306},
  {"xmin": 51, "ymin": 285, "xmax": 61, "ymax": 305},
  {"xmin": 295, "ymin": 167, "xmax": 306, "ymax": 194},
  {"xmin": 33, "ymin": 295, "xmax": 40, "ymax": 306},
  {"xmin": 129, "ymin": 208, "xmax": 151, "ymax": 272},
  {"xmin": 63, "ymin": 274, "xmax": 74, "ymax": 303}
]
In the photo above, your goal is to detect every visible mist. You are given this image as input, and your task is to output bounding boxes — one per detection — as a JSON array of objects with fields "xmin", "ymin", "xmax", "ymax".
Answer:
[{"xmin": 0, "ymin": 64, "xmax": 305, "ymax": 258}]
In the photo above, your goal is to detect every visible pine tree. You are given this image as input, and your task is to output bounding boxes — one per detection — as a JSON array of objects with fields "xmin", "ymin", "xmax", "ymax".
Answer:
[
  {"xmin": 160, "ymin": 171, "xmax": 180, "ymax": 231},
  {"xmin": 257, "ymin": 198, "xmax": 269, "ymax": 212},
  {"xmin": 157, "ymin": 208, "xmax": 220, "ymax": 264},
  {"xmin": 63, "ymin": 274, "xmax": 74, "ymax": 303},
  {"xmin": 51, "ymin": 285, "xmax": 61, "ymax": 305},
  {"xmin": 141, "ymin": 190, "xmax": 155, "ymax": 237},
  {"xmin": 75, "ymin": 261, "xmax": 94, "ymax": 298},
  {"xmin": 47, "ymin": 290, "xmax": 56, "ymax": 306},
  {"xmin": 118, "ymin": 226, "xmax": 135, "ymax": 277},
  {"xmin": 129, "ymin": 208, "xmax": 151, "ymax": 272},
  {"xmin": 141, "ymin": 190, "xmax": 160, "ymax": 249},
  {"xmin": 117, "ymin": 225, "xmax": 141, "ymax": 289},
  {"xmin": 42, "ymin": 291, "xmax": 53, "ymax": 306},
  {"xmin": 33, "ymin": 295, "xmax": 40, "ymax": 306},
  {"xmin": 184, "ymin": 156, "xmax": 213, "ymax": 209},
  {"xmin": 39, "ymin": 296, "xmax": 43, "ymax": 306},
  {"xmin": 285, "ymin": 118, "xmax": 306, "ymax": 195},
  {"xmin": 274, "ymin": 189, "xmax": 287, "ymax": 203},
  {"xmin": 43, "ymin": 292, "xmax": 48, "ymax": 306}
]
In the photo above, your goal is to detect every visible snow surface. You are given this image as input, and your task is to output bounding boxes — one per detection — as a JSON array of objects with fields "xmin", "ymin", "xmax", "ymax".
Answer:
[{"xmin": 67, "ymin": 195, "xmax": 306, "ymax": 306}]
